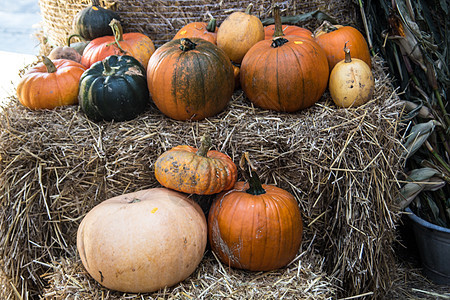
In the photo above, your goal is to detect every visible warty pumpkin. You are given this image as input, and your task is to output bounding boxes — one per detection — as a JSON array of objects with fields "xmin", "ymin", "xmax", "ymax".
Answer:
[
  {"xmin": 81, "ymin": 19, "xmax": 155, "ymax": 69},
  {"xmin": 17, "ymin": 56, "xmax": 86, "ymax": 110},
  {"xmin": 72, "ymin": 0, "xmax": 121, "ymax": 40},
  {"xmin": 154, "ymin": 134, "xmax": 237, "ymax": 195},
  {"xmin": 240, "ymin": 6, "xmax": 329, "ymax": 112},
  {"xmin": 173, "ymin": 16, "xmax": 218, "ymax": 44},
  {"xmin": 77, "ymin": 187, "xmax": 207, "ymax": 293},
  {"xmin": 314, "ymin": 20, "xmax": 371, "ymax": 73},
  {"xmin": 216, "ymin": 3, "xmax": 265, "ymax": 63},
  {"xmin": 78, "ymin": 55, "xmax": 149, "ymax": 121},
  {"xmin": 208, "ymin": 153, "xmax": 303, "ymax": 271},
  {"xmin": 147, "ymin": 38, "xmax": 235, "ymax": 121},
  {"xmin": 329, "ymin": 42, "xmax": 374, "ymax": 108}
]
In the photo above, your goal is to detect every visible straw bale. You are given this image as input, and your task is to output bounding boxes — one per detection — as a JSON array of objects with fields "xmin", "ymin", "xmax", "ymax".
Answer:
[{"xmin": 1, "ymin": 55, "xmax": 404, "ymax": 298}]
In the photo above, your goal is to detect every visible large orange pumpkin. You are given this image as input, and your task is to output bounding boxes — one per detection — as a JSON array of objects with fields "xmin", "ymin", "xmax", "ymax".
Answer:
[
  {"xmin": 216, "ymin": 3, "xmax": 265, "ymax": 63},
  {"xmin": 147, "ymin": 38, "xmax": 234, "ymax": 121},
  {"xmin": 173, "ymin": 17, "xmax": 218, "ymax": 44},
  {"xmin": 155, "ymin": 134, "xmax": 237, "ymax": 195},
  {"xmin": 314, "ymin": 20, "xmax": 371, "ymax": 72},
  {"xmin": 264, "ymin": 24, "xmax": 313, "ymax": 41},
  {"xmin": 81, "ymin": 19, "xmax": 155, "ymax": 69},
  {"xmin": 17, "ymin": 56, "xmax": 86, "ymax": 110},
  {"xmin": 77, "ymin": 188, "xmax": 207, "ymax": 293},
  {"xmin": 208, "ymin": 153, "xmax": 303, "ymax": 271},
  {"xmin": 240, "ymin": 6, "xmax": 329, "ymax": 112}
]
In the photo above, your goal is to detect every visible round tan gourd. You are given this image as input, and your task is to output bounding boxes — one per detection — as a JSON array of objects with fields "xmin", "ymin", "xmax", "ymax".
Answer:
[
  {"xmin": 329, "ymin": 43, "xmax": 374, "ymax": 108},
  {"xmin": 77, "ymin": 188, "xmax": 207, "ymax": 293}
]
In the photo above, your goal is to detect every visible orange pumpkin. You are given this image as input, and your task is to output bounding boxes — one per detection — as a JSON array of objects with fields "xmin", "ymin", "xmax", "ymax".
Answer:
[
  {"xmin": 147, "ymin": 38, "xmax": 234, "ymax": 121},
  {"xmin": 77, "ymin": 187, "xmax": 207, "ymax": 293},
  {"xmin": 208, "ymin": 153, "xmax": 303, "ymax": 271},
  {"xmin": 173, "ymin": 17, "xmax": 218, "ymax": 44},
  {"xmin": 240, "ymin": 6, "xmax": 329, "ymax": 112},
  {"xmin": 264, "ymin": 24, "xmax": 313, "ymax": 41},
  {"xmin": 17, "ymin": 56, "xmax": 86, "ymax": 110},
  {"xmin": 314, "ymin": 20, "xmax": 371, "ymax": 72},
  {"xmin": 154, "ymin": 134, "xmax": 237, "ymax": 195},
  {"xmin": 81, "ymin": 19, "xmax": 155, "ymax": 69},
  {"xmin": 216, "ymin": 3, "xmax": 265, "ymax": 63}
]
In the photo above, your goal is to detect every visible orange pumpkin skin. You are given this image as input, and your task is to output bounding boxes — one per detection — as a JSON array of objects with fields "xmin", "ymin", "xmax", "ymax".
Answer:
[
  {"xmin": 17, "ymin": 58, "xmax": 86, "ymax": 110},
  {"xmin": 208, "ymin": 181, "xmax": 303, "ymax": 271},
  {"xmin": 173, "ymin": 21, "xmax": 218, "ymax": 44},
  {"xmin": 314, "ymin": 24, "xmax": 371, "ymax": 72},
  {"xmin": 155, "ymin": 145, "xmax": 237, "ymax": 195},
  {"xmin": 147, "ymin": 38, "xmax": 234, "ymax": 121},
  {"xmin": 77, "ymin": 188, "xmax": 207, "ymax": 293},
  {"xmin": 264, "ymin": 25, "xmax": 313, "ymax": 41},
  {"xmin": 240, "ymin": 36, "xmax": 329, "ymax": 112}
]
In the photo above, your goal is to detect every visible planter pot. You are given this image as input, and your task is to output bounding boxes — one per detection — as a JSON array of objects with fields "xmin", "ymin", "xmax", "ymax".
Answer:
[{"xmin": 405, "ymin": 207, "xmax": 450, "ymax": 285}]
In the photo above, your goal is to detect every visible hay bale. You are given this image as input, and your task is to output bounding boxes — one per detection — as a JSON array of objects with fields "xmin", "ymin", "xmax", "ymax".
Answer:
[{"xmin": 0, "ymin": 55, "xmax": 404, "ymax": 298}]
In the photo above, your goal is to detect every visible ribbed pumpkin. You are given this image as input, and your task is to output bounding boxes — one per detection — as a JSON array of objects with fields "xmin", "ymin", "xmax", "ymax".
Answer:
[
  {"xmin": 147, "ymin": 38, "xmax": 235, "ymax": 121},
  {"xmin": 264, "ymin": 24, "xmax": 313, "ymax": 41},
  {"xmin": 216, "ymin": 3, "xmax": 264, "ymax": 63},
  {"xmin": 240, "ymin": 6, "xmax": 329, "ymax": 112},
  {"xmin": 208, "ymin": 153, "xmax": 303, "ymax": 271},
  {"xmin": 314, "ymin": 20, "xmax": 371, "ymax": 72},
  {"xmin": 77, "ymin": 187, "xmax": 207, "ymax": 293},
  {"xmin": 78, "ymin": 55, "xmax": 149, "ymax": 121},
  {"xmin": 173, "ymin": 17, "xmax": 218, "ymax": 44},
  {"xmin": 81, "ymin": 19, "xmax": 155, "ymax": 69},
  {"xmin": 155, "ymin": 134, "xmax": 237, "ymax": 195},
  {"xmin": 72, "ymin": 0, "xmax": 120, "ymax": 40},
  {"xmin": 17, "ymin": 56, "xmax": 86, "ymax": 110}
]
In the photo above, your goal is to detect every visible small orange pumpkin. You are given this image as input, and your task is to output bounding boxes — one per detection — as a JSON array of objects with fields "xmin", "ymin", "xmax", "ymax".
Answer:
[
  {"xmin": 81, "ymin": 19, "xmax": 155, "ymax": 69},
  {"xmin": 154, "ymin": 134, "xmax": 237, "ymax": 195},
  {"xmin": 314, "ymin": 20, "xmax": 371, "ymax": 72},
  {"xmin": 173, "ymin": 16, "xmax": 218, "ymax": 44},
  {"xmin": 17, "ymin": 56, "xmax": 86, "ymax": 110}
]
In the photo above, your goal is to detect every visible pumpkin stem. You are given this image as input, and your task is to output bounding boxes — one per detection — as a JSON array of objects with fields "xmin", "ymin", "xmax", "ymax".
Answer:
[
  {"xmin": 41, "ymin": 56, "xmax": 57, "ymax": 73},
  {"xmin": 272, "ymin": 5, "xmax": 284, "ymax": 38},
  {"xmin": 239, "ymin": 152, "xmax": 266, "ymax": 195},
  {"xmin": 196, "ymin": 134, "xmax": 212, "ymax": 157},
  {"xmin": 319, "ymin": 20, "xmax": 337, "ymax": 34},
  {"xmin": 108, "ymin": 19, "xmax": 127, "ymax": 53},
  {"xmin": 179, "ymin": 38, "xmax": 197, "ymax": 52},
  {"xmin": 206, "ymin": 16, "xmax": 217, "ymax": 33},
  {"xmin": 67, "ymin": 34, "xmax": 86, "ymax": 47},
  {"xmin": 102, "ymin": 58, "xmax": 115, "ymax": 76},
  {"xmin": 245, "ymin": 3, "xmax": 254, "ymax": 15},
  {"xmin": 344, "ymin": 41, "xmax": 352, "ymax": 63}
]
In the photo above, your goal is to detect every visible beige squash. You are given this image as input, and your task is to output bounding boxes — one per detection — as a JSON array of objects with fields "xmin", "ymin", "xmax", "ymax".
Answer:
[{"xmin": 77, "ymin": 188, "xmax": 207, "ymax": 293}]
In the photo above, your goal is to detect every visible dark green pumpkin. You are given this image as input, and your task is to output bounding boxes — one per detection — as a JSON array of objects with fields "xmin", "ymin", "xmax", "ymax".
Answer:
[
  {"xmin": 73, "ymin": 0, "xmax": 121, "ymax": 41},
  {"xmin": 78, "ymin": 55, "xmax": 149, "ymax": 121}
]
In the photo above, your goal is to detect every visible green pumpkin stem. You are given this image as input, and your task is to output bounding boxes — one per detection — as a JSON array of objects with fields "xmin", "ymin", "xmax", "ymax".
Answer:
[
  {"xmin": 109, "ymin": 19, "xmax": 127, "ymax": 53},
  {"xmin": 196, "ymin": 134, "xmax": 212, "ymax": 157},
  {"xmin": 272, "ymin": 5, "xmax": 284, "ymax": 38},
  {"xmin": 239, "ymin": 152, "xmax": 266, "ymax": 195},
  {"xmin": 41, "ymin": 56, "xmax": 57, "ymax": 73},
  {"xmin": 206, "ymin": 16, "xmax": 217, "ymax": 33},
  {"xmin": 344, "ymin": 41, "xmax": 352, "ymax": 63},
  {"xmin": 67, "ymin": 34, "xmax": 86, "ymax": 47},
  {"xmin": 245, "ymin": 3, "xmax": 254, "ymax": 15},
  {"xmin": 180, "ymin": 38, "xmax": 197, "ymax": 52}
]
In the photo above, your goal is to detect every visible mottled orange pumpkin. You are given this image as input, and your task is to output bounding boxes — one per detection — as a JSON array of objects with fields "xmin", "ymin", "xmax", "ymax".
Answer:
[
  {"xmin": 216, "ymin": 3, "xmax": 264, "ymax": 63},
  {"xmin": 240, "ymin": 6, "xmax": 329, "ymax": 112},
  {"xmin": 17, "ymin": 56, "xmax": 86, "ymax": 110},
  {"xmin": 147, "ymin": 38, "xmax": 234, "ymax": 121},
  {"xmin": 264, "ymin": 24, "xmax": 313, "ymax": 41},
  {"xmin": 208, "ymin": 154, "xmax": 303, "ymax": 271},
  {"xmin": 314, "ymin": 21, "xmax": 371, "ymax": 72},
  {"xmin": 81, "ymin": 19, "xmax": 155, "ymax": 69},
  {"xmin": 154, "ymin": 134, "xmax": 237, "ymax": 195},
  {"xmin": 173, "ymin": 17, "xmax": 218, "ymax": 44}
]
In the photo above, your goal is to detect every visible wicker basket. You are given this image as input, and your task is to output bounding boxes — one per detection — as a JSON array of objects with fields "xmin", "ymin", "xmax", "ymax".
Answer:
[{"xmin": 38, "ymin": 0, "xmax": 336, "ymax": 48}]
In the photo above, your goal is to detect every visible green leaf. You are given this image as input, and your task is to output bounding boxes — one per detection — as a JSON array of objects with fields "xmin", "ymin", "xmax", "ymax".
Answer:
[{"xmin": 402, "ymin": 120, "xmax": 436, "ymax": 158}]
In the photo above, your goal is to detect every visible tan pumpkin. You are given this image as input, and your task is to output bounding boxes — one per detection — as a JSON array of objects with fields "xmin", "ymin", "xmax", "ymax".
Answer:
[
  {"xmin": 328, "ymin": 43, "xmax": 374, "ymax": 108},
  {"xmin": 216, "ymin": 3, "xmax": 264, "ymax": 63},
  {"xmin": 77, "ymin": 188, "xmax": 207, "ymax": 293}
]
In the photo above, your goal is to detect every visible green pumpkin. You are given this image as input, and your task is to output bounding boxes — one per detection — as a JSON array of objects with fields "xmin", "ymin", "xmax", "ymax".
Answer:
[
  {"xmin": 78, "ymin": 55, "xmax": 149, "ymax": 121},
  {"xmin": 73, "ymin": 0, "xmax": 121, "ymax": 41}
]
